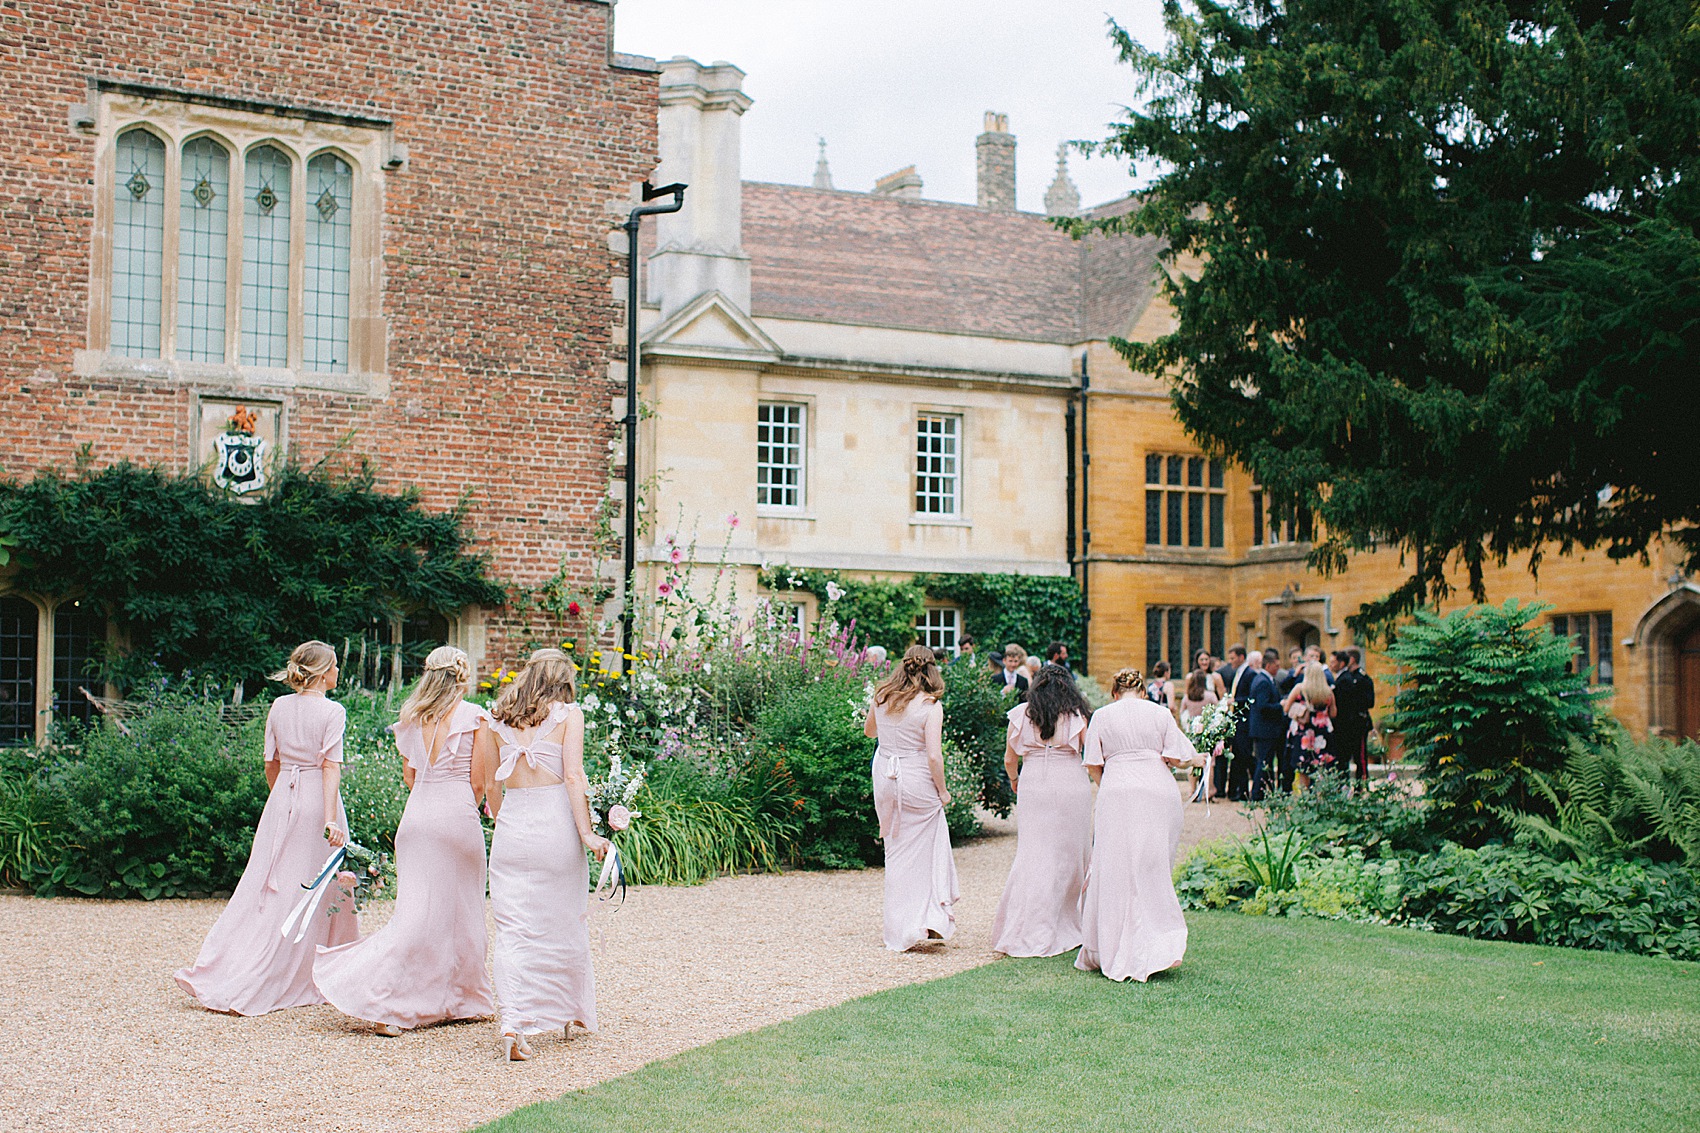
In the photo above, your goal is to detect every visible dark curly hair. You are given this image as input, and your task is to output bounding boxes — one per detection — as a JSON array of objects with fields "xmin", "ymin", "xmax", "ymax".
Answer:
[{"xmin": 1024, "ymin": 663, "xmax": 1092, "ymax": 741}]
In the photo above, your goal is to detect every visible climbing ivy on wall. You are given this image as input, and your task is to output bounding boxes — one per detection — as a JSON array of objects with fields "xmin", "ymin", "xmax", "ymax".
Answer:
[
  {"xmin": 0, "ymin": 461, "xmax": 507, "ymax": 688},
  {"xmin": 760, "ymin": 565, "xmax": 1085, "ymax": 664}
]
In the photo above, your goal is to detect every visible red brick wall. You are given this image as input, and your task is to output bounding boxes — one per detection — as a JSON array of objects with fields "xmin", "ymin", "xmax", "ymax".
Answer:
[{"xmin": 0, "ymin": 0, "xmax": 658, "ymax": 665}]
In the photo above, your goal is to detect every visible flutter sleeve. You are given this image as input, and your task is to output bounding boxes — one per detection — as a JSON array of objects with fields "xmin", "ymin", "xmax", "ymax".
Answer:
[
  {"xmin": 1162, "ymin": 710, "xmax": 1199, "ymax": 765},
  {"xmin": 1083, "ymin": 710, "xmax": 1107, "ymax": 767},
  {"xmin": 390, "ymin": 718, "xmax": 423, "ymax": 770},
  {"xmin": 1005, "ymin": 704, "xmax": 1026, "ymax": 750},
  {"xmin": 319, "ymin": 702, "xmax": 347, "ymax": 765},
  {"xmin": 263, "ymin": 703, "xmax": 279, "ymax": 763}
]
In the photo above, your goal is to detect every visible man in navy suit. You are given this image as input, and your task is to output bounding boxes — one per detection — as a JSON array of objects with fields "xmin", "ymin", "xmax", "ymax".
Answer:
[{"xmin": 1229, "ymin": 650, "xmax": 1284, "ymax": 800}]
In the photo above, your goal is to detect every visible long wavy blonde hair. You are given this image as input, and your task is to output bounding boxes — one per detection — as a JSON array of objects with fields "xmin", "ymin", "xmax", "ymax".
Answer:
[
  {"xmin": 489, "ymin": 648, "xmax": 578, "ymax": 728},
  {"xmin": 398, "ymin": 645, "xmax": 473, "ymax": 726},
  {"xmin": 873, "ymin": 644, "xmax": 943, "ymax": 713},
  {"xmin": 1301, "ymin": 660, "xmax": 1332, "ymax": 707},
  {"xmin": 268, "ymin": 640, "xmax": 337, "ymax": 692}
]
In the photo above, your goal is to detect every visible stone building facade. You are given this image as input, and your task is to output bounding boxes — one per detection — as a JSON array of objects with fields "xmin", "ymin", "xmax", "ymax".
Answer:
[
  {"xmin": 640, "ymin": 55, "xmax": 1696, "ymax": 741},
  {"xmin": 0, "ymin": 0, "xmax": 658, "ymax": 740}
]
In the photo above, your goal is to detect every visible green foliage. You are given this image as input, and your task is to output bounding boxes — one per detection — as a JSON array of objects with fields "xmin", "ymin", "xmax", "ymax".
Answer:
[
  {"xmin": 0, "ymin": 461, "xmax": 507, "ymax": 687},
  {"xmin": 606, "ymin": 753, "xmax": 802, "ymax": 886},
  {"xmin": 941, "ymin": 737, "xmax": 982, "ymax": 842},
  {"xmin": 1398, "ymin": 845, "xmax": 1700, "ymax": 961},
  {"xmin": 1507, "ymin": 731, "xmax": 1700, "ymax": 868},
  {"xmin": 1257, "ymin": 767, "xmax": 1436, "ymax": 858},
  {"xmin": 0, "ymin": 761, "xmax": 68, "ymax": 889},
  {"xmin": 753, "ymin": 671, "xmax": 879, "ymax": 869},
  {"xmin": 1387, "ymin": 599, "xmax": 1603, "ymax": 845},
  {"xmin": 911, "ymin": 573, "xmax": 1084, "ymax": 667},
  {"xmin": 759, "ymin": 565, "xmax": 925, "ymax": 654},
  {"xmin": 1178, "ymin": 834, "xmax": 1700, "ymax": 961},
  {"xmin": 939, "ymin": 660, "xmax": 1013, "ymax": 817},
  {"xmin": 759, "ymin": 565, "xmax": 1086, "ymax": 663},
  {"xmin": 1080, "ymin": 0, "xmax": 1700, "ymax": 629},
  {"xmin": 34, "ymin": 696, "xmax": 271, "ymax": 897}
]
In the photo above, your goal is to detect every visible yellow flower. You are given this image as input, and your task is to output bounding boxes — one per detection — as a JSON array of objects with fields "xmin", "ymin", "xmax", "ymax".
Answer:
[
  {"xmin": 563, "ymin": 642, "xmax": 575, "ymax": 650},
  {"xmin": 502, "ymin": 673, "xmax": 515, "ymax": 684}
]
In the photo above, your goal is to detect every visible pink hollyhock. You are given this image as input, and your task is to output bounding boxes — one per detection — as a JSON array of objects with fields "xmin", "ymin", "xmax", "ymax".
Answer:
[
  {"xmin": 726, "ymin": 513, "xmax": 740, "ymax": 528},
  {"xmin": 608, "ymin": 804, "xmax": 632, "ymax": 831},
  {"xmin": 657, "ymin": 580, "xmax": 673, "ymax": 597},
  {"xmin": 670, "ymin": 547, "xmax": 684, "ymax": 564}
]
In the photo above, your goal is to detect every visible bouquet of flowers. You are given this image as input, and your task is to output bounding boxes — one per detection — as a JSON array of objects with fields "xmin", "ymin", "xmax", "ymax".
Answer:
[
  {"xmin": 327, "ymin": 840, "xmax": 389, "ymax": 917},
  {"xmin": 1186, "ymin": 700, "xmax": 1242, "ymax": 756},
  {"xmin": 587, "ymin": 750, "xmax": 646, "ymax": 839}
]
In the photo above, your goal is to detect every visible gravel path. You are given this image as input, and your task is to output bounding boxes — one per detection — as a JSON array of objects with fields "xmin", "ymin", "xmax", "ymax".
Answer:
[{"xmin": 1, "ymin": 791, "xmax": 1251, "ymax": 1133}]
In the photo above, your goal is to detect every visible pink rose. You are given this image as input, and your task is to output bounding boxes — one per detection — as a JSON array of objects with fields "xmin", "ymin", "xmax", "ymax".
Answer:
[
  {"xmin": 607, "ymin": 805, "xmax": 632, "ymax": 832},
  {"xmin": 336, "ymin": 870, "xmax": 357, "ymax": 888}
]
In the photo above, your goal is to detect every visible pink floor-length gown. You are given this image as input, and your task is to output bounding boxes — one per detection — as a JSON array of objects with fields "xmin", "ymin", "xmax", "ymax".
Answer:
[
  {"xmin": 313, "ymin": 700, "xmax": 495, "ymax": 1028},
  {"xmin": 990, "ymin": 705, "xmax": 1092, "ymax": 957},
  {"xmin": 175, "ymin": 693, "xmax": 358, "ymax": 1015},
  {"xmin": 487, "ymin": 702, "xmax": 597, "ymax": 1036},
  {"xmin": 1075, "ymin": 695, "xmax": 1196, "ymax": 982},
  {"xmin": 871, "ymin": 695, "xmax": 959, "ymax": 951}
]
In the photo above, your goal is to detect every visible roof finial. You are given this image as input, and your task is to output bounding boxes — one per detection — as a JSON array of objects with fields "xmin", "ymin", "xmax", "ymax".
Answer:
[
  {"xmin": 813, "ymin": 136, "xmax": 834, "ymax": 190},
  {"xmin": 1045, "ymin": 142, "xmax": 1081, "ymax": 217}
]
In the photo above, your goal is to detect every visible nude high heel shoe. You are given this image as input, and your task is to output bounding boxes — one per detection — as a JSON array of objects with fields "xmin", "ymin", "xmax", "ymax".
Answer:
[
  {"xmin": 502, "ymin": 1032, "xmax": 532, "ymax": 1061},
  {"xmin": 373, "ymin": 1023, "xmax": 403, "ymax": 1037}
]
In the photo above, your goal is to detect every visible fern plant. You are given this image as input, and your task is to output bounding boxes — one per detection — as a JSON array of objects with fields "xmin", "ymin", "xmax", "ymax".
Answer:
[
  {"xmin": 1506, "ymin": 732, "xmax": 1700, "ymax": 867},
  {"xmin": 1387, "ymin": 599, "xmax": 1606, "ymax": 846}
]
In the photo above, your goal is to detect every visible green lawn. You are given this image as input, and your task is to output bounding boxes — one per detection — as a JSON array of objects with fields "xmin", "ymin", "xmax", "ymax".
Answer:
[{"xmin": 483, "ymin": 912, "xmax": 1700, "ymax": 1133}]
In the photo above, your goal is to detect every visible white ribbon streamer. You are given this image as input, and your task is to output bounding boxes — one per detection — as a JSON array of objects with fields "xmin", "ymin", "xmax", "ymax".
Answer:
[{"xmin": 280, "ymin": 846, "xmax": 347, "ymax": 944}]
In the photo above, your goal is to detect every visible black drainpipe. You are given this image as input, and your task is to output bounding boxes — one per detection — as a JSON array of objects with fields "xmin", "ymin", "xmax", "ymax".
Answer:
[{"xmin": 1078, "ymin": 352, "xmax": 1092, "ymax": 673}]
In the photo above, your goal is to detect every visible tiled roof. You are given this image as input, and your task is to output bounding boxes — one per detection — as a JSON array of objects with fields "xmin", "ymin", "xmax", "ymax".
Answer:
[{"xmin": 740, "ymin": 182, "xmax": 1162, "ymax": 344}]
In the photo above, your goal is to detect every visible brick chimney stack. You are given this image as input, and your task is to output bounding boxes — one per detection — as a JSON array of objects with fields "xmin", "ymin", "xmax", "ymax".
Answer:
[
  {"xmin": 976, "ymin": 111, "xmax": 1016, "ymax": 211},
  {"xmin": 872, "ymin": 165, "xmax": 923, "ymax": 199}
]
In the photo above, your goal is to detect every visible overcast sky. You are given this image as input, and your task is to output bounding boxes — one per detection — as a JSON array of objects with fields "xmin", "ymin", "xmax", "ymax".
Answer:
[{"xmin": 613, "ymin": 0, "xmax": 1167, "ymax": 211}]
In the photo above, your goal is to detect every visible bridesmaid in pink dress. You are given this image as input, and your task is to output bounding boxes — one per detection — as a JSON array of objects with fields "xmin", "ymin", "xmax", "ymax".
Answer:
[
  {"xmin": 175, "ymin": 641, "xmax": 357, "ymax": 1014},
  {"xmin": 1075, "ymin": 666, "xmax": 1200, "ymax": 982},
  {"xmin": 863, "ymin": 645, "xmax": 959, "ymax": 952},
  {"xmin": 314, "ymin": 647, "xmax": 496, "ymax": 1035},
  {"xmin": 474, "ymin": 648, "xmax": 611, "ymax": 1061},
  {"xmin": 990, "ymin": 663, "xmax": 1093, "ymax": 957}
]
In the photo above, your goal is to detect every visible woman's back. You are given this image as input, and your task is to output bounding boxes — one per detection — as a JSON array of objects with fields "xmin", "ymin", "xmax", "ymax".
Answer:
[
  {"xmin": 395, "ymin": 700, "xmax": 484, "ymax": 782},
  {"xmin": 1008, "ymin": 703, "xmax": 1086, "ymax": 760},
  {"xmin": 488, "ymin": 702, "xmax": 577, "ymax": 787},
  {"xmin": 265, "ymin": 693, "xmax": 345, "ymax": 767},
  {"xmin": 874, "ymin": 695, "xmax": 935, "ymax": 752},
  {"xmin": 1089, "ymin": 696, "xmax": 1189, "ymax": 761}
]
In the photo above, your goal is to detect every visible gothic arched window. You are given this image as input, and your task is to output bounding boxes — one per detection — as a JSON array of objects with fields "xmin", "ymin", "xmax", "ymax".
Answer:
[
  {"xmin": 304, "ymin": 153, "xmax": 353, "ymax": 373},
  {"xmin": 177, "ymin": 136, "xmax": 231, "ymax": 363},
  {"xmin": 241, "ymin": 144, "xmax": 293, "ymax": 367},
  {"xmin": 111, "ymin": 129, "xmax": 166, "ymax": 358}
]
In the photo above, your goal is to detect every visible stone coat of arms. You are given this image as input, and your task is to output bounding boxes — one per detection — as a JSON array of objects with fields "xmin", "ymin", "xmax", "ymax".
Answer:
[{"xmin": 214, "ymin": 406, "xmax": 268, "ymax": 495}]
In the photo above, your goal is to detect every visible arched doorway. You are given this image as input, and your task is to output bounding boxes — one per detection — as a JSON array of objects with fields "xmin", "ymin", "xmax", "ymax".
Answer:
[
  {"xmin": 1679, "ymin": 623, "xmax": 1700, "ymax": 741},
  {"xmin": 1281, "ymin": 620, "xmax": 1320, "ymax": 653},
  {"xmin": 1635, "ymin": 586, "xmax": 1700, "ymax": 739}
]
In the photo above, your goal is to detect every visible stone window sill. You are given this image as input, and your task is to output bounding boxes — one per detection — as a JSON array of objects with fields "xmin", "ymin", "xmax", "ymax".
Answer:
[{"xmin": 73, "ymin": 350, "xmax": 387, "ymax": 398}]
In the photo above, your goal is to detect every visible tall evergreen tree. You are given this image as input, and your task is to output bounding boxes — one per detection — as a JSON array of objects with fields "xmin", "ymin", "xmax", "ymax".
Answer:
[{"xmin": 1080, "ymin": 0, "xmax": 1700, "ymax": 631}]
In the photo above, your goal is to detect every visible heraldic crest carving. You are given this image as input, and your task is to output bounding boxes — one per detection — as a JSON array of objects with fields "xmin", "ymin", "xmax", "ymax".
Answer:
[{"xmin": 213, "ymin": 406, "xmax": 268, "ymax": 495}]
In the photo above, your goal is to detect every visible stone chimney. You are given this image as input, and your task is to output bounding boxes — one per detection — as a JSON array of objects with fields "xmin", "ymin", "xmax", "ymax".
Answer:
[
  {"xmin": 976, "ymin": 111, "xmax": 1016, "ymax": 211},
  {"xmin": 812, "ymin": 137, "xmax": 834, "ymax": 190},
  {"xmin": 871, "ymin": 165, "xmax": 923, "ymax": 199},
  {"xmin": 649, "ymin": 58, "xmax": 753, "ymax": 319},
  {"xmin": 1044, "ymin": 144, "xmax": 1081, "ymax": 217}
]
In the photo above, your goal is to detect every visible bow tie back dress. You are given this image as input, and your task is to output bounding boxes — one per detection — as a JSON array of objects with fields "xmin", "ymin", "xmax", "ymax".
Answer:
[{"xmin": 486, "ymin": 701, "xmax": 598, "ymax": 1037}]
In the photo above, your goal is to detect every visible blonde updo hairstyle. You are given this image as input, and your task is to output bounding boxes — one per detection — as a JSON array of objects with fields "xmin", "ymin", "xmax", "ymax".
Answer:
[
  {"xmin": 873, "ymin": 644, "xmax": 944, "ymax": 714},
  {"xmin": 269, "ymin": 640, "xmax": 338, "ymax": 692},
  {"xmin": 489, "ymin": 647, "xmax": 578, "ymax": 729},
  {"xmin": 398, "ymin": 645, "xmax": 474, "ymax": 726},
  {"xmin": 1110, "ymin": 667, "xmax": 1147, "ymax": 698}
]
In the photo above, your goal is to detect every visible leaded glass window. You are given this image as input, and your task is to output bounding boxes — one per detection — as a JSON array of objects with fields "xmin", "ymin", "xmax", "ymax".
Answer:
[
  {"xmin": 52, "ymin": 601, "xmax": 104, "ymax": 727},
  {"xmin": 111, "ymin": 129, "xmax": 166, "ymax": 358},
  {"xmin": 0, "ymin": 596, "xmax": 37, "ymax": 744},
  {"xmin": 241, "ymin": 145, "xmax": 292, "ymax": 367},
  {"xmin": 304, "ymin": 152, "xmax": 353, "ymax": 373},
  {"xmin": 177, "ymin": 137, "xmax": 230, "ymax": 363},
  {"xmin": 1145, "ymin": 606, "xmax": 1230, "ymax": 682},
  {"xmin": 1145, "ymin": 453, "xmax": 1226, "ymax": 549}
]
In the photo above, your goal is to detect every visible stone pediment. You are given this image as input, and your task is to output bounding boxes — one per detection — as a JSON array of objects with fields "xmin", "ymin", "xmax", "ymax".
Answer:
[{"xmin": 643, "ymin": 290, "xmax": 781, "ymax": 362}]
